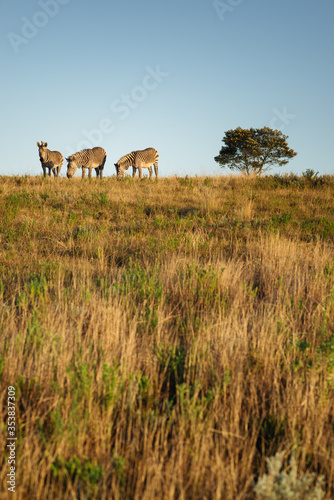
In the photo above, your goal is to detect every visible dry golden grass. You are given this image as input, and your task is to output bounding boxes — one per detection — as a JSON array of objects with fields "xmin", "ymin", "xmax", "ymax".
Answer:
[{"xmin": 1, "ymin": 173, "xmax": 334, "ymax": 498}]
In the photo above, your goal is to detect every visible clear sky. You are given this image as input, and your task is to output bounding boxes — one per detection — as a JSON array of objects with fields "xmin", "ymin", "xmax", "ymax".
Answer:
[{"xmin": 1, "ymin": 0, "xmax": 333, "ymax": 177}]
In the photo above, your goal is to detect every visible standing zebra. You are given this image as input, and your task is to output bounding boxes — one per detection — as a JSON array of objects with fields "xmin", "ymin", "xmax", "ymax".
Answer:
[
  {"xmin": 37, "ymin": 141, "xmax": 63, "ymax": 177},
  {"xmin": 114, "ymin": 148, "xmax": 159, "ymax": 180},
  {"xmin": 66, "ymin": 147, "xmax": 107, "ymax": 179}
]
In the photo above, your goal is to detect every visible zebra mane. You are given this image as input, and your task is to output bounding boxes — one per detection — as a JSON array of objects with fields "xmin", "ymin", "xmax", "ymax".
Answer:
[
  {"xmin": 69, "ymin": 149, "xmax": 90, "ymax": 161},
  {"xmin": 118, "ymin": 151, "xmax": 136, "ymax": 167}
]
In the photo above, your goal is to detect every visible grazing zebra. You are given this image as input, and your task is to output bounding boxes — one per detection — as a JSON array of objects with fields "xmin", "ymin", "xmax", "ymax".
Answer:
[
  {"xmin": 66, "ymin": 147, "xmax": 107, "ymax": 179},
  {"xmin": 37, "ymin": 141, "xmax": 63, "ymax": 177},
  {"xmin": 114, "ymin": 147, "xmax": 159, "ymax": 180}
]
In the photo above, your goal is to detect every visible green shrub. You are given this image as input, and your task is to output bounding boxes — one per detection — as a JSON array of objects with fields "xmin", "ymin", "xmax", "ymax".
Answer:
[{"xmin": 254, "ymin": 451, "xmax": 325, "ymax": 499}]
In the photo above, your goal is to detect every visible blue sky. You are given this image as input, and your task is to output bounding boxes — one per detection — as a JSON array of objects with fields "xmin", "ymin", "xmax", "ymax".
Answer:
[{"xmin": 1, "ymin": 0, "xmax": 333, "ymax": 177}]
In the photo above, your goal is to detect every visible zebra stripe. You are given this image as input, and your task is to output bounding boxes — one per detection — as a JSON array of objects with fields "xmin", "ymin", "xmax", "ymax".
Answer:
[
  {"xmin": 114, "ymin": 147, "xmax": 159, "ymax": 179},
  {"xmin": 37, "ymin": 141, "xmax": 63, "ymax": 177},
  {"xmin": 66, "ymin": 147, "xmax": 107, "ymax": 179}
]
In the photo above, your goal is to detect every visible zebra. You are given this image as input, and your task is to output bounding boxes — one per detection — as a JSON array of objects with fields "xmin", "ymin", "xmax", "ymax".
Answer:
[
  {"xmin": 66, "ymin": 147, "xmax": 107, "ymax": 179},
  {"xmin": 37, "ymin": 141, "xmax": 63, "ymax": 177},
  {"xmin": 114, "ymin": 148, "xmax": 159, "ymax": 180}
]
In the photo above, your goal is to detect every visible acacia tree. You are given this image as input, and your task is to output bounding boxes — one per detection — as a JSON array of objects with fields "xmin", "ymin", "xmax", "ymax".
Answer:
[{"xmin": 214, "ymin": 127, "xmax": 297, "ymax": 176}]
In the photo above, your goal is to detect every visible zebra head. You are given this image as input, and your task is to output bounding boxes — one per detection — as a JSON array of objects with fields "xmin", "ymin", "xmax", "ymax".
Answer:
[
  {"xmin": 37, "ymin": 141, "xmax": 48, "ymax": 162},
  {"xmin": 114, "ymin": 153, "xmax": 134, "ymax": 179},
  {"xmin": 114, "ymin": 162, "xmax": 125, "ymax": 180},
  {"xmin": 66, "ymin": 156, "xmax": 77, "ymax": 179}
]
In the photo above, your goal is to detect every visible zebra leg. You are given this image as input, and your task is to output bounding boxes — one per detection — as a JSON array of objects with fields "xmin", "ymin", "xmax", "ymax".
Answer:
[
  {"xmin": 88, "ymin": 168, "xmax": 92, "ymax": 179},
  {"xmin": 100, "ymin": 167, "xmax": 103, "ymax": 179},
  {"xmin": 95, "ymin": 167, "xmax": 99, "ymax": 178},
  {"xmin": 154, "ymin": 164, "xmax": 158, "ymax": 179},
  {"xmin": 132, "ymin": 166, "xmax": 136, "ymax": 178},
  {"xmin": 148, "ymin": 166, "xmax": 153, "ymax": 178},
  {"xmin": 42, "ymin": 166, "xmax": 46, "ymax": 177},
  {"xmin": 48, "ymin": 168, "xmax": 52, "ymax": 177},
  {"xmin": 137, "ymin": 166, "xmax": 142, "ymax": 179},
  {"xmin": 82, "ymin": 168, "xmax": 86, "ymax": 179}
]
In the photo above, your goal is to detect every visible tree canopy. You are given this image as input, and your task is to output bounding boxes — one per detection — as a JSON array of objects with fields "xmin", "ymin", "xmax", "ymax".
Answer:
[{"xmin": 214, "ymin": 127, "xmax": 297, "ymax": 176}]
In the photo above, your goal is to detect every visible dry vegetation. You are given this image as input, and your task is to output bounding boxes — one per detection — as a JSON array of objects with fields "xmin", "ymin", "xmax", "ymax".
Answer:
[{"xmin": 1, "ymin": 172, "xmax": 334, "ymax": 499}]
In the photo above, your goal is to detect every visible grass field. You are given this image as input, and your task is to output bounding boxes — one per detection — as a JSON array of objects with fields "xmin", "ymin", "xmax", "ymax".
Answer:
[{"xmin": 1, "ymin": 172, "xmax": 334, "ymax": 499}]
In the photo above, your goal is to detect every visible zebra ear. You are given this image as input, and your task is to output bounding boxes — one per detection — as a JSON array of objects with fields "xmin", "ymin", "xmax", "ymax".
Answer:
[
  {"xmin": 44, "ymin": 142, "xmax": 48, "ymax": 147},
  {"xmin": 37, "ymin": 142, "xmax": 40, "ymax": 147}
]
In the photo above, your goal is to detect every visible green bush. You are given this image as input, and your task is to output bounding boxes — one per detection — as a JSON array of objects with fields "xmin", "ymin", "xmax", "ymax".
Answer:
[{"xmin": 254, "ymin": 451, "xmax": 325, "ymax": 499}]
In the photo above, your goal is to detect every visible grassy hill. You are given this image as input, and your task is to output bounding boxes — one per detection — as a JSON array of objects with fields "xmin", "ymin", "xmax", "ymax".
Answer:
[{"xmin": 1, "ymin": 173, "xmax": 334, "ymax": 499}]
